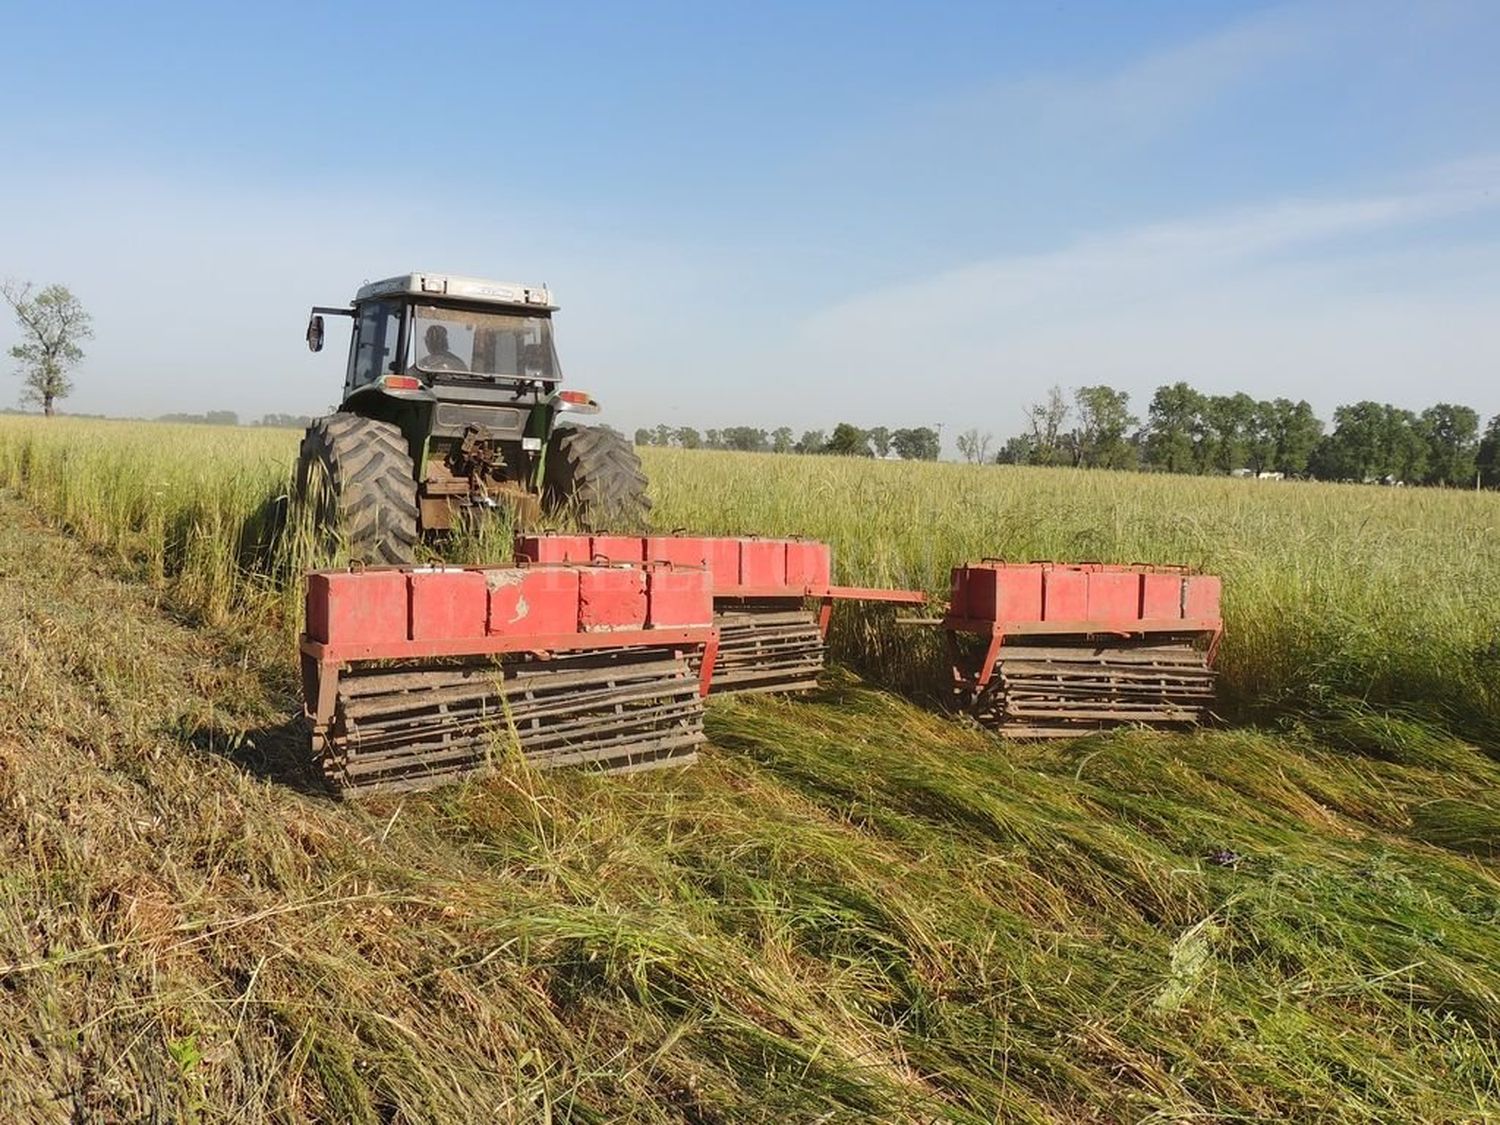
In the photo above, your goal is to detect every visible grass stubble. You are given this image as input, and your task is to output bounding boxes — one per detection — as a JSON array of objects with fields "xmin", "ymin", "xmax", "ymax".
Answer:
[{"xmin": 0, "ymin": 416, "xmax": 1495, "ymax": 1122}]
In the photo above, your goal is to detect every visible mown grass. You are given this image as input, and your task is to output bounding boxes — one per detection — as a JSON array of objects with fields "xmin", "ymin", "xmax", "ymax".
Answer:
[{"xmin": 0, "ymin": 414, "xmax": 1497, "ymax": 1121}]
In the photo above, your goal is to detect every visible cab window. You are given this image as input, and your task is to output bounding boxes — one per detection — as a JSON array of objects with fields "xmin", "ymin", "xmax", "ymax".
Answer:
[{"xmin": 348, "ymin": 301, "xmax": 403, "ymax": 386}]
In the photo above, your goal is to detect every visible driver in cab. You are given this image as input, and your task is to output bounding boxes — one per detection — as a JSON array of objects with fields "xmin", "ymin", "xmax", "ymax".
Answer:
[{"xmin": 417, "ymin": 325, "xmax": 466, "ymax": 372}]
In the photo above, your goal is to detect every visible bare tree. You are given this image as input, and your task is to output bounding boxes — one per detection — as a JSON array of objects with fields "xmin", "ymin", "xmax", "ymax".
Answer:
[
  {"xmin": 3, "ymin": 281, "xmax": 93, "ymax": 416},
  {"xmin": 1026, "ymin": 385, "xmax": 1071, "ymax": 465},
  {"xmin": 955, "ymin": 428, "xmax": 993, "ymax": 464}
]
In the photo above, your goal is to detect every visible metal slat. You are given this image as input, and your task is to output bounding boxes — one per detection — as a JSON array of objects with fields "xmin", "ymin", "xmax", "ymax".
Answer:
[
  {"xmin": 970, "ymin": 637, "xmax": 1215, "ymax": 738},
  {"xmin": 707, "ymin": 606, "xmax": 825, "ymax": 696},
  {"xmin": 321, "ymin": 651, "xmax": 705, "ymax": 796}
]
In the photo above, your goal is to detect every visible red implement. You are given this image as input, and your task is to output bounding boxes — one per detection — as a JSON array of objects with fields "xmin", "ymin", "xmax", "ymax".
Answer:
[
  {"xmin": 943, "ymin": 561, "xmax": 1222, "ymax": 738},
  {"xmin": 301, "ymin": 563, "xmax": 718, "ymax": 795},
  {"xmin": 517, "ymin": 534, "xmax": 926, "ymax": 694}
]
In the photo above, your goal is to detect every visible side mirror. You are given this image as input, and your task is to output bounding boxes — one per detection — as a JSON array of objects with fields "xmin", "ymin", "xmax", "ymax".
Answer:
[{"xmin": 306, "ymin": 314, "xmax": 325, "ymax": 353}]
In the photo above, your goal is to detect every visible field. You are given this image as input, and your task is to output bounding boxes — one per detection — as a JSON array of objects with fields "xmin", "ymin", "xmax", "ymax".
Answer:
[{"xmin": 0, "ymin": 415, "xmax": 1497, "ymax": 1122}]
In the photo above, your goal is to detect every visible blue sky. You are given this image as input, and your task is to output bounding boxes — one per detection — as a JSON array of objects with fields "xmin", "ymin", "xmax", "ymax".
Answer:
[{"xmin": 2, "ymin": 0, "xmax": 1498, "ymax": 442}]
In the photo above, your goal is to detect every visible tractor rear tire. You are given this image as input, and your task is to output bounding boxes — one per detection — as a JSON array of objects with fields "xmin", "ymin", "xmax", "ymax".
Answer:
[
  {"xmin": 296, "ymin": 414, "xmax": 420, "ymax": 565},
  {"xmin": 544, "ymin": 424, "xmax": 651, "ymax": 529}
]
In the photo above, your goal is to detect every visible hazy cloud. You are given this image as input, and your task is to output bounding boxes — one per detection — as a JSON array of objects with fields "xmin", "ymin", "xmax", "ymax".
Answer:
[{"xmin": 795, "ymin": 159, "xmax": 1500, "ymax": 426}]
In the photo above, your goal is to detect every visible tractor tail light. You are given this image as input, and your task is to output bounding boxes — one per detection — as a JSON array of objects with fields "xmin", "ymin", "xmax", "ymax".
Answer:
[
  {"xmin": 556, "ymin": 389, "xmax": 600, "ymax": 414},
  {"xmin": 383, "ymin": 375, "xmax": 421, "ymax": 391}
]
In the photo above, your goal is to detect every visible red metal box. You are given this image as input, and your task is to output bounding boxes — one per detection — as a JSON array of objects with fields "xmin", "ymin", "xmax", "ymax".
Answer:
[
  {"xmin": 409, "ymin": 569, "xmax": 489, "ymax": 641},
  {"xmin": 1141, "ymin": 573, "xmax": 1185, "ymax": 620},
  {"xmin": 645, "ymin": 566, "xmax": 714, "ymax": 627},
  {"xmin": 961, "ymin": 564, "xmax": 1044, "ymax": 623},
  {"xmin": 590, "ymin": 535, "xmax": 645, "ymax": 563},
  {"xmin": 515, "ymin": 534, "xmax": 590, "ymax": 564},
  {"xmin": 739, "ymin": 539, "xmax": 786, "ymax": 588},
  {"xmin": 705, "ymin": 538, "xmax": 742, "ymax": 590},
  {"xmin": 1042, "ymin": 567, "xmax": 1088, "ymax": 621},
  {"xmin": 646, "ymin": 536, "xmax": 712, "ymax": 569},
  {"xmin": 948, "ymin": 566, "xmax": 971, "ymax": 619},
  {"xmin": 305, "ymin": 570, "xmax": 409, "ymax": 645},
  {"xmin": 578, "ymin": 567, "xmax": 648, "ymax": 632},
  {"xmin": 784, "ymin": 540, "xmax": 832, "ymax": 588},
  {"xmin": 485, "ymin": 566, "xmax": 580, "ymax": 636},
  {"xmin": 1184, "ymin": 575, "xmax": 1222, "ymax": 620},
  {"xmin": 1086, "ymin": 571, "xmax": 1142, "ymax": 623}
]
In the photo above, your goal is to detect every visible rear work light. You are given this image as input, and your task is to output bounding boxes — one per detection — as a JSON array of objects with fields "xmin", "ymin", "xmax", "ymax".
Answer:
[
  {"xmin": 556, "ymin": 389, "xmax": 600, "ymax": 414},
  {"xmin": 383, "ymin": 375, "xmax": 422, "ymax": 391}
]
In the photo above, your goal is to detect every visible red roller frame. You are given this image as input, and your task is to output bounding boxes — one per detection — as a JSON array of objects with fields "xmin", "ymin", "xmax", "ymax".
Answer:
[
  {"xmin": 941, "ymin": 562, "xmax": 1224, "ymax": 700},
  {"xmin": 515, "ymin": 533, "xmax": 928, "ymax": 636},
  {"xmin": 300, "ymin": 565, "xmax": 720, "ymax": 743}
]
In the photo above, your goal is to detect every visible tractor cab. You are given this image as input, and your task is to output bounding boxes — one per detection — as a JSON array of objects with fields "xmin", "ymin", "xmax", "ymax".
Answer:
[
  {"xmin": 308, "ymin": 273, "xmax": 565, "ymax": 397},
  {"xmin": 297, "ymin": 272, "xmax": 647, "ymax": 561}
]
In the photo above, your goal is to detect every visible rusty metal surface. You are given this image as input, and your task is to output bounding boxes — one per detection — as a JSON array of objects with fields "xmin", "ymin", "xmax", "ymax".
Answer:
[
  {"xmin": 316, "ymin": 649, "xmax": 705, "ymax": 796},
  {"xmin": 705, "ymin": 604, "xmax": 825, "ymax": 695},
  {"xmin": 963, "ymin": 638, "xmax": 1216, "ymax": 738}
]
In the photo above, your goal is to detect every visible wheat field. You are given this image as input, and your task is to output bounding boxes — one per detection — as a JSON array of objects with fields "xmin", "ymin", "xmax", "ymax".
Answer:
[{"xmin": 0, "ymin": 414, "xmax": 1496, "ymax": 1122}]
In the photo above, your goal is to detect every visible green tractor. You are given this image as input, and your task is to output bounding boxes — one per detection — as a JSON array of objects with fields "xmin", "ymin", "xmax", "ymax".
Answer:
[{"xmin": 297, "ymin": 272, "xmax": 648, "ymax": 563}]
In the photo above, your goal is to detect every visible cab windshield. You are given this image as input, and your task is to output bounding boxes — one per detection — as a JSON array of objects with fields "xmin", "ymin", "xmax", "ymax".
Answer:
[{"xmin": 409, "ymin": 304, "xmax": 561, "ymax": 381}]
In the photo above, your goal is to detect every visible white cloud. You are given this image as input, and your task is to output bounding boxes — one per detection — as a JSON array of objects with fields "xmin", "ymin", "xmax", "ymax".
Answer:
[
  {"xmin": 1012, "ymin": 3, "xmax": 1319, "ymax": 145},
  {"xmin": 791, "ymin": 160, "xmax": 1500, "ymax": 426},
  {"xmin": 804, "ymin": 1, "xmax": 1332, "ymax": 194}
]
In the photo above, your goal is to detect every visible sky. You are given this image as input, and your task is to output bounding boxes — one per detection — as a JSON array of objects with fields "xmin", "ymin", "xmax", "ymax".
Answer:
[{"xmin": 1, "ymin": 0, "xmax": 1497, "ymax": 444}]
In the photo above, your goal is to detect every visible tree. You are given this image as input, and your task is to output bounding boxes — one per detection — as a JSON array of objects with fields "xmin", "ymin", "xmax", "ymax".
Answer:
[
  {"xmin": 825, "ymin": 422, "xmax": 872, "ymax": 457},
  {"xmin": 1201, "ymin": 393, "xmax": 1258, "ymax": 473},
  {"xmin": 771, "ymin": 426, "xmax": 794, "ymax": 454},
  {"xmin": 867, "ymin": 425, "xmax": 891, "ymax": 458},
  {"xmin": 1070, "ymin": 385, "xmax": 1136, "ymax": 469},
  {"xmin": 1311, "ymin": 401, "xmax": 1384, "ymax": 481},
  {"xmin": 1143, "ymin": 382, "xmax": 1205, "ymax": 473},
  {"xmin": 721, "ymin": 426, "xmax": 769, "ymax": 452},
  {"xmin": 3, "ymin": 282, "xmax": 92, "ymax": 416},
  {"xmin": 994, "ymin": 434, "xmax": 1036, "ymax": 465},
  {"xmin": 1419, "ymin": 403, "xmax": 1480, "ymax": 486},
  {"xmin": 158, "ymin": 410, "xmax": 239, "ymax": 426},
  {"xmin": 1386, "ymin": 407, "xmax": 1429, "ymax": 483},
  {"xmin": 675, "ymin": 426, "xmax": 701, "ymax": 449},
  {"xmin": 257, "ymin": 413, "xmax": 313, "ymax": 429},
  {"xmin": 794, "ymin": 429, "xmax": 827, "ymax": 454},
  {"xmin": 1479, "ymin": 414, "xmax": 1500, "ymax": 488},
  {"xmin": 1024, "ymin": 385, "xmax": 1071, "ymax": 466},
  {"xmin": 634, "ymin": 427, "xmax": 653, "ymax": 447},
  {"xmin": 891, "ymin": 426, "xmax": 940, "ymax": 461},
  {"xmin": 1266, "ymin": 398, "xmax": 1322, "ymax": 476},
  {"xmin": 1311, "ymin": 401, "xmax": 1427, "ymax": 483},
  {"xmin": 703, "ymin": 429, "xmax": 725, "ymax": 450},
  {"xmin": 955, "ymin": 428, "xmax": 992, "ymax": 464},
  {"xmin": 653, "ymin": 424, "xmax": 673, "ymax": 447},
  {"xmin": 1244, "ymin": 401, "xmax": 1278, "ymax": 474}
]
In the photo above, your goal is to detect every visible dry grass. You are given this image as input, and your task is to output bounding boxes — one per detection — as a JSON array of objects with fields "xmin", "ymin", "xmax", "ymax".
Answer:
[{"xmin": 0, "ymin": 415, "xmax": 1496, "ymax": 1122}]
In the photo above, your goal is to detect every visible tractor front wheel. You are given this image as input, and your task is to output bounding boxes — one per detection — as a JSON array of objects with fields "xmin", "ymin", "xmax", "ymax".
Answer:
[
  {"xmin": 295, "ymin": 414, "xmax": 420, "ymax": 565},
  {"xmin": 543, "ymin": 424, "xmax": 651, "ymax": 528}
]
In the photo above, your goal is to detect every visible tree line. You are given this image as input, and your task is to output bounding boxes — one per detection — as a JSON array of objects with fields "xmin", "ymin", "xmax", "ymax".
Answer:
[
  {"xmin": 7, "ymin": 281, "xmax": 1493, "ymax": 486},
  {"xmin": 156, "ymin": 412, "xmax": 315, "ymax": 428},
  {"xmin": 967, "ymin": 383, "xmax": 1498, "ymax": 487},
  {"xmin": 633, "ymin": 423, "xmax": 941, "ymax": 460}
]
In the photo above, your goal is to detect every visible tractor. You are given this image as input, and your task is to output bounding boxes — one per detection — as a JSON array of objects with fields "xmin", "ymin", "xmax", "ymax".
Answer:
[{"xmin": 297, "ymin": 272, "xmax": 648, "ymax": 563}]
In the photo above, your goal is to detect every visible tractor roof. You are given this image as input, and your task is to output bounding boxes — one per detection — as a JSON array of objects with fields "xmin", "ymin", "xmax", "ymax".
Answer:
[{"xmin": 355, "ymin": 272, "xmax": 557, "ymax": 311}]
